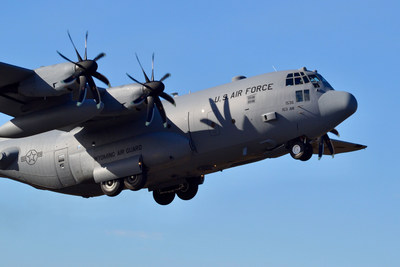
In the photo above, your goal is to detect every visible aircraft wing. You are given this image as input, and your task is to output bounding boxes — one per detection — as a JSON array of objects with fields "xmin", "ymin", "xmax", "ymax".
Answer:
[
  {"xmin": 312, "ymin": 139, "xmax": 367, "ymax": 155},
  {"xmin": 0, "ymin": 62, "xmax": 34, "ymax": 87},
  {"xmin": 0, "ymin": 62, "xmax": 37, "ymax": 117}
]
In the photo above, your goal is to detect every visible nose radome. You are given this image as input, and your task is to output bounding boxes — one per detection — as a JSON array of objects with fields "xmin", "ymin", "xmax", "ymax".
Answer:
[{"xmin": 318, "ymin": 91, "xmax": 358, "ymax": 122}]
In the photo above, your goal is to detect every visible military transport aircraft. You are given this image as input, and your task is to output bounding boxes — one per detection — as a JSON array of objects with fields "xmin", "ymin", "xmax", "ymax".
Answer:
[{"xmin": 0, "ymin": 32, "xmax": 366, "ymax": 205}]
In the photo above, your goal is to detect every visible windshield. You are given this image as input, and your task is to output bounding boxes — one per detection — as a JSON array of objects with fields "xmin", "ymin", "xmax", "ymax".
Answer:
[
  {"xmin": 316, "ymin": 74, "xmax": 333, "ymax": 88},
  {"xmin": 287, "ymin": 72, "xmax": 333, "ymax": 89},
  {"xmin": 286, "ymin": 72, "xmax": 310, "ymax": 86}
]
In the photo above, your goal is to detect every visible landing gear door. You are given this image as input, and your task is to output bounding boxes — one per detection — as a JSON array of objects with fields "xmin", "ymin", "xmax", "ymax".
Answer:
[{"xmin": 54, "ymin": 148, "xmax": 76, "ymax": 187}]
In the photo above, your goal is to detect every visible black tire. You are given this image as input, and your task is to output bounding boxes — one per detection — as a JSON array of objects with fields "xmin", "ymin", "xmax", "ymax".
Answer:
[
  {"xmin": 153, "ymin": 190, "xmax": 175, "ymax": 205},
  {"xmin": 289, "ymin": 141, "xmax": 305, "ymax": 159},
  {"xmin": 177, "ymin": 183, "xmax": 198, "ymax": 201},
  {"xmin": 100, "ymin": 179, "xmax": 123, "ymax": 197},
  {"xmin": 124, "ymin": 174, "xmax": 147, "ymax": 191},
  {"xmin": 300, "ymin": 143, "xmax": 313, "ymax": 161}
]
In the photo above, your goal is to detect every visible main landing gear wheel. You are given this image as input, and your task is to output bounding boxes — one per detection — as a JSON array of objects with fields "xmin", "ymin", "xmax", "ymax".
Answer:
[
  {"xmin": 300, "ymin": 143, "xmax": 313, "ymax": 161},
  {"xmin": 177, "ymin": 183, "xmax": 198, "ymax": 201},
  {"xmin": 100, "ymin": 179, "xmax": 123, "ymax": 197},
  {"xmin": 290, "ymin": 141, "xmax": 313, "ymax": 161},
  {"xmin": 153, "ymin": 190, "xmax": 175, "ymax": 205},
  {"xmin": 124, "ymin": 173, "xmax": 147, "ymax": 191}
]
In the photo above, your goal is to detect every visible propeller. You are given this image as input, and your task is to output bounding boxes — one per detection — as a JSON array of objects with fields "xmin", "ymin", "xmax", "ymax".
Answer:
[
  {"xmin": 318, "ymin": 129, "xmax": 339, "ymax": 160},
  {"xmin": 126, "ymin": 53, "xmax": 175, "ymax": 128},
  {"xmin": 57, "ymin": 31, "xmax": 110, "ymax": 108}
]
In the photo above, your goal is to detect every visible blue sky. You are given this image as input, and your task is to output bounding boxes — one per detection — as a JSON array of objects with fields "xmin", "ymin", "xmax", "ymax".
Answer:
[{"xmin": 0, "ymin": 0, "xmax": 399, "ymax": 266}]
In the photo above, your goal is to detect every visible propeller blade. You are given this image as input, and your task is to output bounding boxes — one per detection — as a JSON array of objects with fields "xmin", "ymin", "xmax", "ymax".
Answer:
[
  {"xmin": 160, "ymin": 92, "xmax": 176, "ymax": 106},
  {"xmin": 154, "ymin": 96, "xmax": 168, "ymax": 128},
  {"xmin": 87, "ymin": 75, "xmax": 102, "ymax": 108},
  {"xmin": 63, "ymin": 74, "xmax": 77, "ymax": 84},
  {"xmin": 160, "ymin": 73, "xmax": 171, "ymax": 82},
  {"xmin": 57, "ymin": 51, "xmax": 86, "ymax": 70},
  {"xmin": 67, "ymin": 31, "xmax": 83, "ymax": 61},
  {"xmin": 84, "ymin": 31, "xmax": 88, "ymax": 60},
  {"xmin": 151, "ymin": 53, "xmax": 154, "ymax": 82},
  {"xmin": 323, "ymin": 134, "xmax": 335, "ymax": 157},
  {"xmin": 330, "ymin": 129, "xmax": 340, "ymax": 137},
  {"xmin": 93, "ymin": 72, "xmax": 111, "ymax": 87},
  {"xmin": 133, "ymin": 93, "xmax": 150, "ymax": 104},
  {"xmin": 126, "ymin": 73, "xmax": 142, "ymax": 84},
  {"xmin": 145, "ymin": 96, "xmax": 155, "ymax": 126},
  {"xmin": 135, "ymin": 53, "xmax": 150, "ymax": 83},
  {"xmin": 93, "ymin": 52, "xmax": 106, "ymax": 62},
  {"xmin": 318, "ymin": 137, "xmax": 324, "ymax": 160},
  {"xmin": 126, "ymin": 73, "xmax": 153, "ymax": 91},
  {"xmin": 57, "ymin": 51, "xmax": 75, "ymax": 64},
  {"xmin": 77, "ymin": 76, "xmax": 87, "ymax": 106}
]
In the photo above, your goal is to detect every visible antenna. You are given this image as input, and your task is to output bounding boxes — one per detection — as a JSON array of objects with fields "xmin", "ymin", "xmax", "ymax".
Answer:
[{"xmin": 272, "ymin": 65, "xmax": 278, "ymax": 72}]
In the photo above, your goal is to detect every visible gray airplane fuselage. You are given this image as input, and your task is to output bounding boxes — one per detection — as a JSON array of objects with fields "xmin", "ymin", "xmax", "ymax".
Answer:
[{"xmin": 0, "ymin": 68, "xmax": 357, "ymax": 197}]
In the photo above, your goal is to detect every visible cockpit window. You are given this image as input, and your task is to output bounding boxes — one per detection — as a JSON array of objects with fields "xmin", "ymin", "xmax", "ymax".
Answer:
[
  {"xmin": 316, "ymin": 74, "xmax": 333, "ymax": 88},
  {"xmin": 308, "ymin": 75, "xmax": 320, "ymax": 83},
  {"xmin": 286, "ymin": 72, "xmax": 310, "ymax": 86},
  {"xmin": 294, "ymin": 77, "xmax": 303, "ymax": 85}
]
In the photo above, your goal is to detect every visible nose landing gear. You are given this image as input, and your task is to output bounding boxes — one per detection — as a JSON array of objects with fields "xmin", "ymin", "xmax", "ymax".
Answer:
[{"xmin": 288, "ymin": 139, "xmax": 313, "ymax": 161}]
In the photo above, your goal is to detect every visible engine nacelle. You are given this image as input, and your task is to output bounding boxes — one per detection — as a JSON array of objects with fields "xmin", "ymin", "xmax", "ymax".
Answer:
[{"xmin": 18, "ymin": 62, "xmax": 76, "ymax": 97}]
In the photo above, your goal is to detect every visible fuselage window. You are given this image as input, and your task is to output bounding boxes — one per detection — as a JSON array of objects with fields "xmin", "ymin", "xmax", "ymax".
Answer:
[
  {"xmin": 304, "ymin": 89, "xmax": 310, "ymax": 101},
  {"xmin": 296, "ymin": 90, "xmax": 303, "ymax": 102},
  {"xmin": 296, "ymin": 90, "xmax": 311, "ymax": 102}
]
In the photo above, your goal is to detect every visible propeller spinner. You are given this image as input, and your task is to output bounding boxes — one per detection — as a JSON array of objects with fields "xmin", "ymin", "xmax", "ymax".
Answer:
[
  {"xmin": 57, "ymin": 31, "xmax": 110, "ymax": 109},
  {"xmin": 127, "ymin": 53, "xmax": 176, "ymax": 128}
]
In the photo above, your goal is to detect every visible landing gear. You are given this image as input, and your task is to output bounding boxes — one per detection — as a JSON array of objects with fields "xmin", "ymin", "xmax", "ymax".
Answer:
[
  {"xmin": 124, "ymin": 173, "xmax": 147, "ymax": 191},
  {"xmin": 100, "ymin": 179, "xmax": 123, "ymax": 197},
  {"xmin": 152, "ymin": 176, "xmax": 204, "ymax": 205},
  {"xmin": 177, "ymin": 182, "xmax": 198, "ymax": 201},
  {"xmin": 153, "ymin": 190, "xmax": 175, "ymax": 205},
  {"xmin": 300, "ymin": 143, "xmax": 313, "ymax": 161},
  {"xmin": 289, "ymin": 139, "xmax": 313, "ymax": 161}
]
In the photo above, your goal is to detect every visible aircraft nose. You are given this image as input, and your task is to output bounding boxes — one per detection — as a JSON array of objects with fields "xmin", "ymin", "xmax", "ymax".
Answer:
[{"xmin": 318, "ymin": 91, "xmax": 358, "ymax": 124}]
